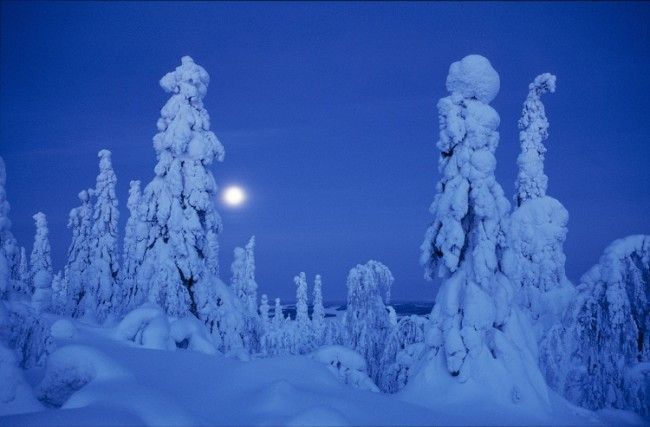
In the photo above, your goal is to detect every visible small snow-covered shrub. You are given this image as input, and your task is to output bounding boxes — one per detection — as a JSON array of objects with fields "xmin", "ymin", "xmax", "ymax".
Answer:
[
  {"xmin": 114, "ymin": 305, "xmax": 173, "ymax": 350},
  {"xmin": 170, "ymin": 317, "xmax": 216, "ymax": 355},
  {"xmin": 37, "ymin": 345, "xmax": 130, "ymax": 408},
  {"xmin": 312, "ymin": 345, "xmax": 379, "ymax": 392}
]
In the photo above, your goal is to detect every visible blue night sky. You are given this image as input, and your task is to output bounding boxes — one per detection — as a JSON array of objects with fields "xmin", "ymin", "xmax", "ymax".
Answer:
[{"xmin": 1, "ymin": 2, "xmax": 648, "ymax": 302}]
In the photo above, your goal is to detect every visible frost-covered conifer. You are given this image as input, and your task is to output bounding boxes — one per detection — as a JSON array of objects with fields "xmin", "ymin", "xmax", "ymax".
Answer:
[
  {"xmin": 259, "ymin": 294, "xmax": 270, "ymax": 334},
  {"xmin": 13, "ymin": 247, "xmax": 29, "ymax": 296},
  {"xmin": 5, "ymin": 301, "xmax": 53, "ymax": 368},
  {"xmin": 540, "ymin": 235, "xmax": 650, "ymax": 416},
  {"xmin": 121, "ymin": 180, "xmax": 146, "ymax": 312},
  {"xmin": 294, "ymin": 272, "xmax": 311, "ymax": 353},
  {"xmin": 344, "ymin": 260, "xmax": 393, "ymax": 384},
  {"xmin": 50, "ymin": 272, "xmax": 66, "ymax": 315},
  {"xmin": 83, "ymin": 150, "xmax": 120, "ymax": 322},
  {"xmin": 504, "ymin": 74, "xmax": 573, "ymax": 341},
  {"xmin": 30, "ymin": 212, "xmax": 53, "ymax": 312},
  {"xmin": 136, "ymin": 56, "xmax": 225, "ymax": 320},
  {"xmin": 273, "ymin": 297, "xmax": 284, "ymax": 327},
  {"xmin": 414, "ymin": 56, "xmax": 549, "ymax": 406},
  {"xmin": 0, "ymin": 156, "xmax": 19, "ymax": 298},
  {"xmin": 231, "ymin": 236, "xmax": 260, "ymax": 353},
  {"xmin": 65, "ymin": 190, "xmax": 93, "ymax": 317},
  {"xmin": 312, "ymin": 274, "xmax": 325, "ymax": 346},
  {"xmin": 231, "ymin": 236, "xmax": 258, "ymax": 313}
]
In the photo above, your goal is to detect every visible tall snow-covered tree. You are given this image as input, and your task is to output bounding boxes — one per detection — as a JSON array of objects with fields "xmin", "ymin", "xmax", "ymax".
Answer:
[
  {"xmin": 294, "ymin": 271, "xmax": 311, "ymax": 353},
  {"xmin": 121, "ymin": 180, "xmax": 146, "ymax": 312},
  {"xmin": 135, "ymin": 56, "xmax": 225, "ymax": 320},
  {"xmin": 273, "ymin": 297, "xmax": 284, "ymax": 327},
  {"xmin": 83, "ymin": 149, "xmax": 120, "ymax": 322},
  {"xmin": 414, "ymin": 55, "xmax": 549, "ymax": 407},
  {"xmin": 0, "ymin": 156, "xmax": 19, "ymax": 298},
  {"xmin": 540, "ymin": 235, "xmax": 650, "ymax": 416},
  {"xmin": 344, "ymin": 260, "xmax": 394, "ymax": 384},
  {"xmin": 312, "ymin": 274, "xmax": 325, "ymax": 346},
  {"xmin": 65, "ymin": 190, "xmax": 93, "ymax": 317},
  {"xmin": 504, "ymin": 73, "xmax": 573, "ymax": 341},
  {"xmin": 231, "ymin": 236, "xmax": 257, "ymax": 314},
  {"xmin": 50, "ymin": 272, "xmax": 66, "ymax": 315},
  {"xmin": 231, "ymin": 236, "xmax": 260, "ymax": 353},
  {"xmin": 259, "ymin": 293, "xmax": 270, "ymax": 334},
  {"xmin": 30, "ymin": 212, "xmax": 53, "ymax": 312},
  {"xmin": 13, "ymin": 247, "xmax": 29, "ymax": 296}
]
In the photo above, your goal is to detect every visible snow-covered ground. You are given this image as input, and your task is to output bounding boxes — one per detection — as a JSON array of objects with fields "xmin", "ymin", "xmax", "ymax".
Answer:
[{"xmin": 0, "ymin": 315, "xmax": 643, "ymax": 427}]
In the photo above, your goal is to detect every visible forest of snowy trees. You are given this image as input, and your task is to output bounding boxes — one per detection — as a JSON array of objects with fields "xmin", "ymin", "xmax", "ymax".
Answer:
[{"xmin": 0, "ymin": 55, "xmax": 648, "ymax": 421}]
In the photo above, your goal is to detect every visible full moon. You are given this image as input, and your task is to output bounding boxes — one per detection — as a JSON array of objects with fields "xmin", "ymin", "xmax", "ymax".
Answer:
[{"xmin": 223, "ymin": 186, "xmax": 246, "ymax": 206}]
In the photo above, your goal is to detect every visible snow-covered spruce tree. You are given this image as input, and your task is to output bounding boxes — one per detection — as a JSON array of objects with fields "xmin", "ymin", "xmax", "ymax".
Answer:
[
  {"xmin": 0, "ymin": 156, "xmax": 19, "ymax": 299},
  {"xmin": 135, "ymin": 56, "xmax": 225, "ymax": 321},
  {"xmin": 121, "ymin": 180, "xmax": 147, "ymax": 312},
  {"xmin": 50, "ymin": 272, "xmax": 66, "ymax": 315},
  {"xmin": 30, "ymin": 212, "xmax": 53, "ymax": 313},
  {"xmin": 312, "ymin": 274, "xmax": 325, "ymax": 346},
  {"xmin": 231, "ymin": 237, "xmax": 261, "ymax": 353},
  {"xmin": 4, "ymin": 301, "xmax": 53, "ymax": 368},
  {"xmin": 503, "ymin": 73, "xmax": 573, "ymax": 342},
  {"xmin": 83, "ymin": 149, "xmax": 120, "ymax": 322},
  {"xmin": 413, "ymin": 55, "xmax": 549, "ymax": 408},
  {"xmin": 231, "ymin": 236, "xmax": 258, "ymax": 313},
  {"xmin": 64, "ymin": 190, "xmax": 93, "ymax": 317},
  {"xmin": 263, "ymin": 297, "xmax": 292, "ymax": 356},
  {"xmin": 259, "ymin": 293, "xmax": 270, "ymax": 334},
  {"xmin": 344, "ymin": 260, "xmax": 394, "ymax": 385},
  {"xmin": 294, "ymin": 271, "xmax": 312, "ymax": 353},
  {"xmin": 540, "ymin": 235, "xmax": 650, "ymax": 416},
  {"xmin": 380, "ymin": 315, "xmax": 427, "ymax": 393},
  {"xmin": 13, "ymin": 247, "xmax": 29, "ymax": 296}
]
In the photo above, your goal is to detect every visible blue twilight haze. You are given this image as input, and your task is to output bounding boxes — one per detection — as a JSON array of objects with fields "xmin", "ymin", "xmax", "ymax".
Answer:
[{"xmin": 1, "ymin": 1, "xmax": 649, "ymax": 302}]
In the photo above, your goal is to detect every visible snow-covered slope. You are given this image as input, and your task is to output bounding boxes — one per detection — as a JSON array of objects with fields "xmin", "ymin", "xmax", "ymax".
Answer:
[{"xmin": 1, "ymin": 315, "xmax": 643, "ymax": 427}]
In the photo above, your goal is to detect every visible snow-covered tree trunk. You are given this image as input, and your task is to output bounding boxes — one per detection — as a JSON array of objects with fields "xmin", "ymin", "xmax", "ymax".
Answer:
[
  {"xmin": 136, "ymin": 56, "xmax": 225, "ymax": 322},
  {"xmin": 414, "ymin": 55, "xmax": 549, "ymax": 408},
  {"xmin": 503, "ymin": 74, "xmax": 573, "ymax": 343},
  {"xmin": 312, "ymin": 274, "xmax": 325, "ymax": 346},
  {"xmin": 344, "ymin": 260, "xmax": 393, "ymax": 385},
  {"xmin": 540, "ymin": 235, "xmax": 650, "ymax": 416},
  {"xmin": 65, "ymin": 190, "xmax": 93, "ymax": 317},
  {"xmin": 0, "ymin": 156, "xmax": 19, "ymax": 299},
  {"xmin": 83, "ymin": 150, "xmax": 120, "ymax": 322},
  {"xmin": 30, "ymin": 212, "xmax": 53, "ymax": 313}
]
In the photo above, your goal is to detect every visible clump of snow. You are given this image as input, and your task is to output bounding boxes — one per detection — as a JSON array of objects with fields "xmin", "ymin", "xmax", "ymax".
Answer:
[
  {"xmin": 312, "ymin": 345, "xmax": 379, "ymax": 393},
  {"xmin": 50, "ymin": 319, "xmax": 76, "ymax": 340},
  {"xmin": 37, "ymin": 345, "xmax": 131, "ymax": 407},
  {"xmin": 446, "ymin": 54, "xmax": 500, "ymax": 103},
  {"xmin": 113, "ymin": 305, "xmax": 173, "ymax": 350},
  {"xmin": 169, "ymin": 316, "xmax": 216, "ymax": 355}
]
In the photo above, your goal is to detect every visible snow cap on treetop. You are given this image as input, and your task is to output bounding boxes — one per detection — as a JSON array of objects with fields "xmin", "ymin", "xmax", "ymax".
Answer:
[
  {"xmin": 530, "ymin": 72, "xmax": 556, "ymax": 95},
  {"xmin": 98, "ymin": 149, "xmax": 112, "ymax": 168},
  {"xmin": 160, "ymin": 55, "xmax": 210, "ymax": 99},
  {"xmin": 446, "ymin": 54, "xmax": 500, "ymax": 103}
]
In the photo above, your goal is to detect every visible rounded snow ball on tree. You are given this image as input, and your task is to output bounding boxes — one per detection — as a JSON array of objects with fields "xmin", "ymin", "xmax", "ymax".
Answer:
[{"xmin": 445, "ymin": 54, "xmax": 500, "ymax": 103}]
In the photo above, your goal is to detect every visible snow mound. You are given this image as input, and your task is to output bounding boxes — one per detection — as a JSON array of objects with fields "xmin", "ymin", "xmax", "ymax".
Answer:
[
  {"xmin": 446, "ymin": 54, "xmax": 500, "ymax": 103},
  {"xmin": 113, "ymin": 305, "xmax": 173, "ymax": 350},
  {"xmin": 312, "ymin": 345, "xmax": 379, "ymax": 392},
  {"xmin": 37, "ymin": 345, "xmax": 131, "ymax": 408},
  {"xmin": 285, "ymin": 406, "xmax": 349, "ymax": 427},
  {"xmin": 50, "ymin": 319, "xmax": 76, "ymax": 340},
  {"xmin": 169, "ymin": 316, "xmax": 216, "ymax": 355}
]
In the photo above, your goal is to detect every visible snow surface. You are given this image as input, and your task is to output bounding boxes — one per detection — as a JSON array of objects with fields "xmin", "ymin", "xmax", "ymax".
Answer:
[{"xmin": 1, "ymin": 316, "xmax": 642, "ymax": 427}]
